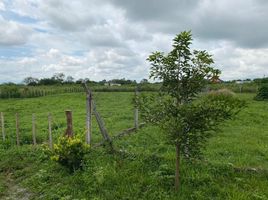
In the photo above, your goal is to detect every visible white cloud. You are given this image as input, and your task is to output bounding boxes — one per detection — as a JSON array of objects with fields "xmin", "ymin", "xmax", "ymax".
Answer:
[
  {"xmin": 17, "ymin": 57, "xmax": 37, "ymax": 66},
  {"xmin": 9, "ymin": 0, "xmax": 41, "ymax": 19},
  {"xmin": 212, "ymin": 42, "xmax": 268, "ymax": 80},
  {"xmin": 0, "ymin": 16, "xmax": 32, "ymax": 46},
  {"xmin": 0, "ymin": 1, "xmax": 5, "ymax": 11},
  {"xmin": 45, "ymin": 48, "xmax": 61, "ymax": 58},
  {"xmin": 1, "ymin": 0, "xmax": 268, "ymax": 83}
]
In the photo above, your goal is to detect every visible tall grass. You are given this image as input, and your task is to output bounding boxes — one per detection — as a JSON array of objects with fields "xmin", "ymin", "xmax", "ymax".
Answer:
[
  {"xmin": 0, "ymin": 85, "xmax": 85, "ymax": 99},
  {"xmin": 0, "ymin": 84, "xmax": 160, "ymax": 99}
]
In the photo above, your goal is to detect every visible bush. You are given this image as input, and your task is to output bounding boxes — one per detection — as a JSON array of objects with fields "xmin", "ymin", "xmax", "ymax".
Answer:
[
  {"xmin": 254, "ymin": 85, "xmax": 268, "ymax": 100},
  {"xmin": 51, "ymin": 136, "xmax": 90, "ymax": 172}
]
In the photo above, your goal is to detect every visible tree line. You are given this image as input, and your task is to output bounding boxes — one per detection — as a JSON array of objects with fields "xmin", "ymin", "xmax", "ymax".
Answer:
[
  {"xmin": 15, "ymin": 73, "xmax": 268, "ymax": 87},
  {"xmin": 22, "ymin": 73, "xmax": 147, "ymax": 86}
]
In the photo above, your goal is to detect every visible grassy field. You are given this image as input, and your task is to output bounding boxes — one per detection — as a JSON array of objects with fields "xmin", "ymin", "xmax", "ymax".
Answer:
[{"xmin": 0, "ymin": 92, "xmax": 267, "ymax": 199}]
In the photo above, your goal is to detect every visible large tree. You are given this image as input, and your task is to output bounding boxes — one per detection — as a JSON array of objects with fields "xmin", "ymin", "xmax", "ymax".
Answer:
[{"xmin": 138, "ymin": 31, "xmax": 244, "ymax": 191}]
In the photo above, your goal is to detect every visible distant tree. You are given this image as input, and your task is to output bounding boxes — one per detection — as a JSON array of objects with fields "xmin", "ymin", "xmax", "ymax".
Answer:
[
  {"xmin": 52, "ymin": 73, "xmax": 65, "ymax": 84},
  {"xmin": 109, "ymin": 78, "xmax": 136, "ymax": 85},
  {"xmin": 75, "ymin": 78, "xmax": 84, "ymax": 84},
  {"xmin": 38, "ymin": 78, "xmax": 58, "ymax": 85},
  {"xmin": 84, "ymin": 78, "xmax": 90, "ymax": 83},
  {"xmin": 99, "ymin": 79, "xmax": 107, "ymax": 85},
  {"xmin": 65, "ymin": 76, "xmax": 75, "ymax": 84},
  {"xmin": 140, "ymin": 78, "xmax": 149, "ymax": 84},
  {"xmin": 23, "ymin": 77, "xmax": 39, "ymax": 86},
  {"xmin": 138, "ymin": 31, "xmax": 245, "ymax": 191}
]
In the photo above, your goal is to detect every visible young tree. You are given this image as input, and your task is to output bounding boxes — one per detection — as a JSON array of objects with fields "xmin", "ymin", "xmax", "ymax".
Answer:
[{"xmin": 138, "ymin": 31, "xmax": 244, "ymax": 191}]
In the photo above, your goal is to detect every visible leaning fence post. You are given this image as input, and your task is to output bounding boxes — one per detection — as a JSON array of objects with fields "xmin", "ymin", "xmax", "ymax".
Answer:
[
  {"xmin": 65, "ymin": 110, "xmax": 73, "ymax": 137},
  {"xmin": 32, "ymin": 114, "xmax": 37, "ymax": 145},
  {"xmin": 92, "ymin": 101, "xmax": 113, "ymax": 151},
  {"xmin": 239, "ymin": 84, "xmax": 242, "ymax": 93},
  {"xmin": 83, "ymin": 82, "xmax": 113, "ymax": 151},
  {"xmin": 86, "ymin": 93, "xmax": 92, "ymax": 145},
  {"xmin": 134, "ymin": 88, "xmax": 139, "ymax": 130},
  {"xmin": 16, "ymin": 113, "xmax": 20, "ymax": 146},
  {"xmin": 1, "ymin": 112, "xmax": 5, "ymax": 141},
  {"xmin": 48, "ymin": 113, "xmax": 53, "ymax": 150}
]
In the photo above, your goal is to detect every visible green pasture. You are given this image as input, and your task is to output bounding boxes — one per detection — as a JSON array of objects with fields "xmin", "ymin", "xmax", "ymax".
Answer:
[{"xmin": 0, "ymin": 92, "xmax": 267, "ymax": 199}]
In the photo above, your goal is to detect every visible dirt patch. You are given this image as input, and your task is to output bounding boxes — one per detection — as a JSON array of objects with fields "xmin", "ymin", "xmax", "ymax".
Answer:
[{"xmin": 1, "ymin": 175, "xmax": 32, "ymax": 200}]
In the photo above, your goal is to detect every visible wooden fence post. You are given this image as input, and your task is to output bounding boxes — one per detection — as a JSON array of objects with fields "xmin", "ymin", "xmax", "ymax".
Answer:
[
  {"xmin": 134, "ymin": 88, "xmax": 139, "ymax": 130},
  {"xmin": 32, "ymin": 114, "xmax": 37, "ymax": 145},
  {"xmin": 16, "ymin": 113, "xmax": 20, "ymax": 146},
  {"xmin": 48, "ymin": 113, "xmax": 53, "ymax": 150},
  {"xmin": 83, "ymin": 82, "xmax": 113, "ymax": 151},
  {"xmin": 65, "ymin": 110, "xmax": 73, "ymax": 137},
  {"xmin": 1, "ymin": 112, "xmax": 5, "ymax": 141},
  {"xmin": 86, "ymin": 93, "xmax": 92, "ymax": 144}
]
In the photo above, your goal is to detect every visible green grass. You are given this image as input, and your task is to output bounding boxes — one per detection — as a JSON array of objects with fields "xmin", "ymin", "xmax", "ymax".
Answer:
[
  {"xmin": 0, "ymin": 92, "xmax": 268, "ymax": 199},
  {"xmin": 0, "ymin": 92, "xmax": 135, "ymax": 145}
]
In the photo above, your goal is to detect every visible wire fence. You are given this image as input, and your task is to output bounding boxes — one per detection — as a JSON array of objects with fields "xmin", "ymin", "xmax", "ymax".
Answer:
[{"xmin": 0, "ymin": 89, "xmax": 141, "ymax": 150}]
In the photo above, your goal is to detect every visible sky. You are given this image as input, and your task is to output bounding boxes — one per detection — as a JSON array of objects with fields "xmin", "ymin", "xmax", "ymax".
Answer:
[{"xmin": 0, "ymin": 0, "xmax": 268, "ymax": 83}]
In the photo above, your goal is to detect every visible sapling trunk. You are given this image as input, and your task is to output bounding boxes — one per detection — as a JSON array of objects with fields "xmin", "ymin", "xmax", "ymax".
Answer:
[{"xmin": 175, "ymin": 143, "xmax": 180, "ymax": 191}]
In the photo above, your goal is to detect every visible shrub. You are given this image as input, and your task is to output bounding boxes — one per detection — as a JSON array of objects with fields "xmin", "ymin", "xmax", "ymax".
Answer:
[
  {"xmin": 254, "ymin": 85, "xmax": 268, "ymax": 100},
  {"xmin": 51, "ymin": 136, "xmax": 90, "ymax": 172}
]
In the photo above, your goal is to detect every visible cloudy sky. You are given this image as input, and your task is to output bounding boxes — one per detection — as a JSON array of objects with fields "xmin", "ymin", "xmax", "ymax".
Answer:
[{"xmin": 0, "ymin": 0, "xmax": 268, "ymax": 83}]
